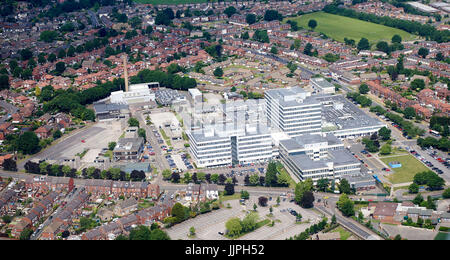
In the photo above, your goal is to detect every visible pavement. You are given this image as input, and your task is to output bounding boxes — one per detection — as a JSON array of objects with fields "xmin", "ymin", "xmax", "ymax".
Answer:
[
  {"xmin": 165, "ymin": 198, "xmax": 321, "ymax": 240},
  {"xmin": 0, "ymin": 100, "xmax": 18, "ymax": 124}
]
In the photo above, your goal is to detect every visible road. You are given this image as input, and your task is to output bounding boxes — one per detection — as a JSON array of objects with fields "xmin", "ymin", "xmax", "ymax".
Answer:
[
  {"xmin": 4, "ymin": 169, "xmax": 424, "ymax": 240},
  {"xmin": 30, "ymin": 187, "xmax": 81, "ymax": 240},
  {"xmin": 0, "ymin": 100, "xmax": 18, "ymax": 123},
  {"xmin": 137, "ymin": 111, "xmax": 170, "ymax": 183},
  {"xmin": 314, "ymin": 194, "xmax": 382, "ymax": 240}
]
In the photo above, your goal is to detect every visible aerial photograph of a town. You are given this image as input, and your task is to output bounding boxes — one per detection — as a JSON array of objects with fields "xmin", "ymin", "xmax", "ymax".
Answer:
[{"xmin": 0, "ymin": 0, "xmax": 449, "ymax": 243}]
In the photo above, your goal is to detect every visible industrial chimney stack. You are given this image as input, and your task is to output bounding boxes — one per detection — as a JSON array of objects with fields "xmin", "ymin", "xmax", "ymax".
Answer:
[{"xmin": 123, "ymin": 55, "xmax": 129, "ymax": 92}]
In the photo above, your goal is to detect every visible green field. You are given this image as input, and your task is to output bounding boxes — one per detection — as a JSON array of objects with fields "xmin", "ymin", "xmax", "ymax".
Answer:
[
  {"xmin": 284, "ymin": 12, "xmax": 416, "ymax": 44},
  {"xmin": 434, "ymin": 232, "xmax": 450, "ymax": 240},
  {"xmin": 133, "ymin": 0, "xmax": 208, "ymax": 4},
  {"xmin": 380, "ymin": 154, "xmax": 430, "ymax": 184},
  {"xmin": 331, "ymin": 226, "xmax": 352, "ymax": 240}
]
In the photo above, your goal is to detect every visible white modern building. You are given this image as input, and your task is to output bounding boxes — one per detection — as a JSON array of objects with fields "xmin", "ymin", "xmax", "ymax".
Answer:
[
  {"xmin": 110, "ymin": 83, "xmax": 156, "ymax": 105},
  {"xmin": 279, "ymin": 134, "xmax": 361, "ymax": 183},
  {"xmin": 188, "ymin": 88, "xmax": 203, "ymax": 104},
  {"xmin": 310, "ymin": 77, "xmax": 336, "ymax": 94},
  {"xmin": 186, "ymin": 123, "xmax": 272, "ymax": 168},
  {"xmin": 265, "ymin": 87, "xmax": 322, "ymax": 137}
]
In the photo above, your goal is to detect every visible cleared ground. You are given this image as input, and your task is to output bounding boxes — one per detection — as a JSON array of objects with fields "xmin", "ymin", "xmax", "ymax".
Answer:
[
  {"xmin": 34, "ymin": 120, "xmax": 124, "ymax": 161},
  {"xmin": 284, "ymin": 12, "xmax": 416, "ymax": 43},
  {"xmin": 380, "ymin": 154, "xmax": 430, "ymax": 184},
  {"xmin": 149, "ymin": 112, "xmax": 179, "ymax": 128}
]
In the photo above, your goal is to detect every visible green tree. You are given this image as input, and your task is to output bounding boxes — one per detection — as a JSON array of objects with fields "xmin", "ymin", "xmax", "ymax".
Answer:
[
  {"xmin": 359, "ymin": 83, "xmax": 369, "ymax": 94},
  {"xmin": 224, "ymin": 6, "xmax": 237, "ymax": 18},
  {"xmin": 265, "ymin": 161, "xmax": 278, "ymax": 187},
  {"xmin": 412, "ymin": 193, "xmax": 424, "ymax": 205},
  {"xmin": 379, "ymin": 144, "xmax": 392, "ymax": 155},
  {"xmin": 270, "ymin": 46, "xmax": 278, "ymax": 55},
  {"xmin": 20, "ymin": 228, "xmax": 33, "ymax": 240},
  {"xmin": 316, "ymin": 178, "xmax": 329, "ymax": 192},
  {"xmin": 138, "ymin": 128, "xmax": 146, "ymax": 141},
  {"xmin": 128, "ymin": 117, "xmax": 139, "ymax": 127},
  {"xmin": 378, "ymin": 127, "xmax": 391, "ymax": 141},
  {"xmin": 418, "ymin": 47, "xmax": 429, "ymax": 58},
  {"xmin": 303, "ymin": 43, "xmax": 313, "ymax": 56},
  {"xmin": 442, "ymin": 188, "xmax": 450, "ymax": 199},
  {"xmin": 213, "ymin": 67, "xmax": 223, "ymax": 78},
  {"xmin": 408, "ymin": 183, "xmax": 419, "ymax": 194},
  {"xmin": 293, "ymin": 39, "xmax": 301, "ymax": 50},
  {"xmin": 224, "ymin": 183, "xmax": 235, "ymax": 195},
  {"xmin": 337, "ymin": 194, "xmax": 355, "ymax": 217},
  {"xmin": 162, "ymin": 169, "xmax": 172, "ymax": 180},
  {"xmin": 241, "ymin": 212, "xmax": 259, "ymax": 232},
  {"xmin": 171, "ymin": 203, "xmax": 186, "ymax": 223},
  {"xmin": 357, "ymin": 38, "xmax": 370, "ymax": 51},
  {"xmin": 308, "ymin": 19, "xmax": 317, "ymax": 30},
  {"xmin": 225, "ymin": 217, "xmax": 242, "ymax": 237},
  {"xmin": 18, "ymin": 132, "xmax": 40, "ymax": 154},
  {"xmin": 189, "ymin": 226, "xmax": 196, "ymax": 237},
  {"xmin": 338, "ymin": 179, "xmax": 352, "ymax": 194},
  {"xmin": 246, "ymin": 14, "xmax": 256, "ymax": 24},
  {"xmin": 108, "ymin": 142, "xmax": 116, "ymax": 151},
  {"xmin": 240, "ymin": 190, "xmax": 250, "ymax": 200},
  {"xmin": 0, "ymin": 74, "xmax": 9, "ymax": 90},
  {"xmin": 376, "ymin": 41, "xmax": 390, "ymax": 54},
  {"xmin": 294, "ymin": 179, "xmax": 313, "ymax": 204},
  {"xmin": 392, "ymin": 34, "xmax": 402, "ymax": 44},
  {"xmin": 53, "ymin": 129, "xmax": 62, "ymax": 139},
  {"xmin": 40, "ymin": 30, "xmax": 59, "ymax": 42},
  {"xmin": 300, "ymin": 191, "xmax": 315, "ymax": 208},
  {"xmin": 264, "ymin": 10, "xmax": 282, "ymax": 21},
  {"xmin": 55, "ymin": 62, "xmax": 66, "ymax": 74}
]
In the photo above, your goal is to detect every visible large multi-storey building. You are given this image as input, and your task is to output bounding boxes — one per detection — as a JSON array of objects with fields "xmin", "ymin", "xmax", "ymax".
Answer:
[
  {"xmin": 187, "ymin": 123, "xmax": 272, "ymax": 168},
  {"xmin": 265, "ymin": 87, "xmax": 322, "ymax": 137},
  {"xmin": 279, "ymin": 133, "xmax": 361, "ymax": 183}
]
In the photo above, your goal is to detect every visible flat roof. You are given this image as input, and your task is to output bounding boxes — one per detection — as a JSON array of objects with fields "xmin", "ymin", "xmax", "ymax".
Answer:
[
  {"xmin": 265, "ymin": 87, "xmax": 321, "ymax": 108},
  {"xmin": 317, "ymin": 95, "xmax": 385, "ymax": 131},
  {"xmin": 289, "ymin": 149, "xmax": 359, "ymax": 171}
]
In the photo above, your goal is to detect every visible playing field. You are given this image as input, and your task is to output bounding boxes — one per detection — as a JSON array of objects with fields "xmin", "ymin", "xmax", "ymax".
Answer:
[
  {"xmin": 380, "ymin": 154, "xmax": 430, "ymax": 184},
  {"xmin": 133, "ymin": 0, "xmax": 208, "ymax": 4},
  {"xmin": 284, "ymin": 12, "xmax": 416, "ymax": 44}
]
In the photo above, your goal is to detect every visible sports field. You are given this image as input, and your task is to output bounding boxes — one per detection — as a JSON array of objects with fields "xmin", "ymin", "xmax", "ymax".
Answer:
[
  {"xmin": 134, "ymin": 0, "xmax": 208, "ymax": 4},
  {"xmin": 284, "ymin": 12, "xmax": 416, "ymax": 44},
  {"xmin": 380, "ymin": 154, "xmax": 429, "ymax": 184}
]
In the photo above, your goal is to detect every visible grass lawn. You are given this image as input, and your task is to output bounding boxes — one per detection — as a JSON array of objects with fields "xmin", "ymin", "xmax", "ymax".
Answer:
[
  {"xmin": 276, "ymin": 163, "xmax": 297, "ymax": 188},
  {"xmin": 219, "ymin": 192, "xmax": 241, "ymax": 202},
  {"xmin": 380, "ymin": 154, "xmax": 429, "ymax": 184},
  {"xmin": 133, "ymin": 0, "xmax": 208, "ymax": 4},
  {"xmin": 284, "ymin": 12, "xmax": 416, "ymax": 44},
  {"xmin": 138, "ymin": 200, "xmax": 154, "ymax": 210},
  {"xmin": 378, "ymin": 147, "xmax": 409, "ymax": 158},
  {"xmin": 331, "ymin": 226, "xmax": 352, "ymax": 240},
  {"xmin": 434, "ymin": 232, "xmax": 450, "ymax": 240}
]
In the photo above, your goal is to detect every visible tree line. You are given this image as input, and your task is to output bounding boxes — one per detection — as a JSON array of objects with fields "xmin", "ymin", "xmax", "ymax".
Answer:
[{"xmin": 24, "ymin": 160, "xmax": 147, "ymax": 182}]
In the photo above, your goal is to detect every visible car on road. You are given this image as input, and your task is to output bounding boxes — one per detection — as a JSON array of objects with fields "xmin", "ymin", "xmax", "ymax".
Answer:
[{"xmin": 218, "ymin": 232, "xmax": 224, "ymax": 235}]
